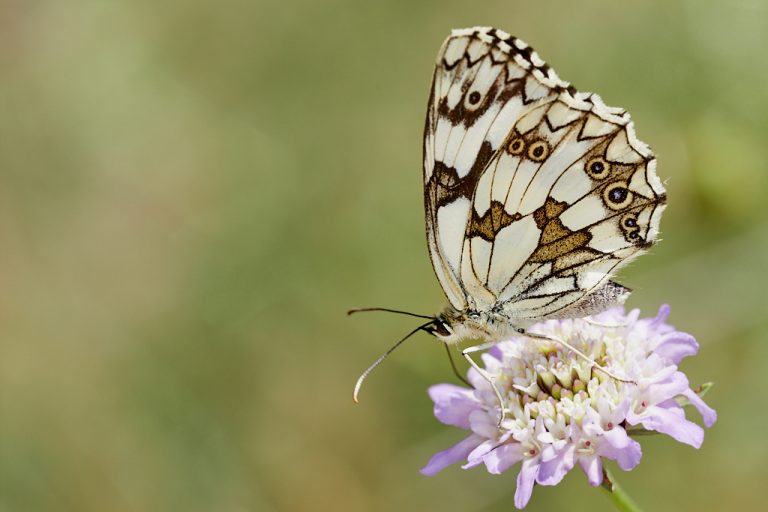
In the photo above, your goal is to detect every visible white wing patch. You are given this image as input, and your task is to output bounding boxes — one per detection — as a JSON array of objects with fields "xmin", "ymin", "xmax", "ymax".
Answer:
[
  {"xmin": 423, "ymin": 27, "xmax": 666, "ymax": 322},
  {"xmin": 486, "ymin": 217, "xmax": 539, "ymax": 294},
  {"xmin": 436, "ymin": 198, "xmax": 471, "ymax": 277},
  {"xmin": 453, "ymin": 105, "xmax": 502, "ymax": 177}
]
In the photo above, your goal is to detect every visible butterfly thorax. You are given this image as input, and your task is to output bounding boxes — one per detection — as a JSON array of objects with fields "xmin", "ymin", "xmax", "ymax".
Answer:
[{"xmin": 431, "ymin": 305, "xmax": 530, "ymax": 345}]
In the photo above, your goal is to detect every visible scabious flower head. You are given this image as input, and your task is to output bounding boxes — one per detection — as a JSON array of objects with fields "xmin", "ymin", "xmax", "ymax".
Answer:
[{"xmin": 421, "ymin": 305, "xmax": 716, "ymax": 509}]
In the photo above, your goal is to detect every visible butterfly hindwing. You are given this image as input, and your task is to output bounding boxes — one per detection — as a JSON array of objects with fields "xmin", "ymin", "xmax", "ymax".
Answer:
[{"xmin": 423, "ymin": 27, "xmax": 666, "ymax": 321}]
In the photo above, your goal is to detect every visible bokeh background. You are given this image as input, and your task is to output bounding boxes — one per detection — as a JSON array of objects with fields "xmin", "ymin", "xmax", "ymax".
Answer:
[{"xmin": 1, "ymin": 0, "xmax": 766, "ymax": 511}]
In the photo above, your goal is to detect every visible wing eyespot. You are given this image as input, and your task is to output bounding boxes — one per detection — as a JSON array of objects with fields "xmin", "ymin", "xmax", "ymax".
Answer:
[
  {"xmin": 619, "ymin": 212, "xmax": 641, "ymax": 242},
  {"xmin": 585, "ymin": 157, "xmax": 611, "ymax": 180},
  {"xmin": 527, "ymin": 140, "xmax": 549, "ymax": 162},
  {"xmin": 620, "ymin": 213, "xmax": 637, "ymax": 229},
  {"xmin": 507, "ymin": 137, "xmax": 526, "ymax": 155},
  {"xmin": 603, "ymin": 181, "xmax": 634, "ymax": 211},
  {"xmin": 464, "ymin": 90, "xmax": 484, "ymax": 110}
]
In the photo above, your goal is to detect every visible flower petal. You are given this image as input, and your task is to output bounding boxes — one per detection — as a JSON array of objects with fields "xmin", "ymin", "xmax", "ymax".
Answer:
[
  {"xmin": 469, "ymin": 409, "xmax": 500, "ymax": 438},
  {"xmin": 489, "ymin": 345, "xmax": 503, "ymax": 360},
  {"xmin": 653, "ymin": 332, "xmax": 699, "ymax": 364},
  {"xmin": 514, "ymin": 458, "xmax": 541, "ymax": 510},
  {"xmin": 463, "ymin": 440, "xmax": 496, "ymax": 469},
  {"xmin": 578, "ymin": 455, "xmax": 604, "ymax": 486},
  {"xmin": 610, "ymin": 400, "xmax": 631, "ymax": 426},
  {"xmin": 681, "ymin": 389, "xmax": 717, "ymax": 427},
  {"xmin": 616, "ymin": 438, "xmax": 642, "ymax": 471},
  {"xmin": 633, "ymin": 405, "xmax": 704, "ymax": 448},
  {"xmin": 420, "ymin": 434, "xmax": 483, "ymax": 476},
  {"xmin": 592, "ymin": 306, "xmax": 627, "ymax": 324},
  {"xmin": 603, "ymin": 425, "xmax": 631, "ymax": 449},
  {"xmin": 652, "ymin": 304, "xmax": 671, "ymax": 326},
  {"xmin": 645, "ymin": 371, "xmax": 690, "ymax": 404},
  {"xmin": 599, "ymin": 428, "xmax": 642, "ymax": 470},
  {"xmin": 428, "ymin": 384, "xmax": 481, "ymax": 429},
  {"xmin": 483, "ymin": 443, "xmax": 524, "ymax": 474},
  {"xmin": 537, "ymin": 444, "xmax": 575, "ymax": 486}
]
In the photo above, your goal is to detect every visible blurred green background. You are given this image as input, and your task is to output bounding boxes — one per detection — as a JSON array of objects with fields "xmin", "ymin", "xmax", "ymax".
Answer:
[{"xmin": 0, "ymin": 0, "xmax": 766, "ymax": 511}]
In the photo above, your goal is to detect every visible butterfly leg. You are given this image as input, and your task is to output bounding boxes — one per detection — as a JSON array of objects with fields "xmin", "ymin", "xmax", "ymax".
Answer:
[
  {"xmin": 461, "ymin": 342, "xmax": 508, "ymax": 426},
  {"xmin": 443, "ymin": 344, "xmax": 471, "ymax": 387},
  {"xmin": 520, "ymin": 330, "xmax": 636, "ymax": 384}
]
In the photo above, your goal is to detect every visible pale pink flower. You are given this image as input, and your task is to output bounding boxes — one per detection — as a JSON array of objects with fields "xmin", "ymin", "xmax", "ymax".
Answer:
[{"xmin": 421, "ymin": 305, "xmax": 716, "ymax": 509}]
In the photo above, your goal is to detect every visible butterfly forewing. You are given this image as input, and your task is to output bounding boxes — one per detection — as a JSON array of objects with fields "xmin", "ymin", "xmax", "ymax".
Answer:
[{"xmin": 423, "ymin": 27, "xmax": 666, "ymax": 322}]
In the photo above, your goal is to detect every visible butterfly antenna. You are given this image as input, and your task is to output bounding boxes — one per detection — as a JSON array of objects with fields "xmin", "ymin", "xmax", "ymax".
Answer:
[
  {"xmin": 347, "ymin": 307, "xmax": 434, "ymax": 320},
  {"xmin": 353, "ymin": 320, "xmax": 435, "ymax": 403}
]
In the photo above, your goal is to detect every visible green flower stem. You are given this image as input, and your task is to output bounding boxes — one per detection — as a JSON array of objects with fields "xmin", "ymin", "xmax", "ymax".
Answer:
[{"xmin": 600, "ymin": 468, "xmax": 642, "ymax": 512}]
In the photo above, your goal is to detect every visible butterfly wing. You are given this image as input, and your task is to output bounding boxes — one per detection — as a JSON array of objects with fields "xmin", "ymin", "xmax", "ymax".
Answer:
[
  {"xmin": 424, "ymin": 27, "xmax": 566, "ymax": 310},
  {"xmin": 490, "ymin": 93, "xmax": 666, "ymax": 322},
  {"xmin": 423, "ymin": 27, "xmax": 666, "ymax": 320}
]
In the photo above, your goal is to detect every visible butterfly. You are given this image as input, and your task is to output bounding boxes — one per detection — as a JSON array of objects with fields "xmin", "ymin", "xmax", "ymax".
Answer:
[{"xmin": 352, "ymin": 27, "xmax": 666, "ymax": 404}]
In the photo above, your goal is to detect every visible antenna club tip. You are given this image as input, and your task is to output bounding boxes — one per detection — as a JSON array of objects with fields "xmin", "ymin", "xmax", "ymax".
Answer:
[{"xmin": 353, "ymin": 379, "xmax": 364, "ymax": 403}]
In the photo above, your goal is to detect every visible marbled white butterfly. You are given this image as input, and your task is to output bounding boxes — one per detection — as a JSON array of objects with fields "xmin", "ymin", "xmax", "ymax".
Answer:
[{"xmin": 352, "ymin": 27, "xmax": 666, "ymax": 407}]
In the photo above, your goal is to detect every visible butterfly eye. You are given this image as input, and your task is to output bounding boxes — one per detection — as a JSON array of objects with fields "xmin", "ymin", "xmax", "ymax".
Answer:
[
  {"xmin": 527, "ymin": 141, "xmax": 549, "ymax": 162},
  {"xmin": 464, "ymin": 90, "xmax": 484, "ymax": 110},
  {"xmin": 603, "ymin": 182, "xmax": 634, "ymax": 210},
  {"xmin": 507, "ymin": 137, "xmax": 526, "ymax": 155},
  {"xmin": 585, "ymin": 157, "xmax": 611, "ymax": 180}
]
